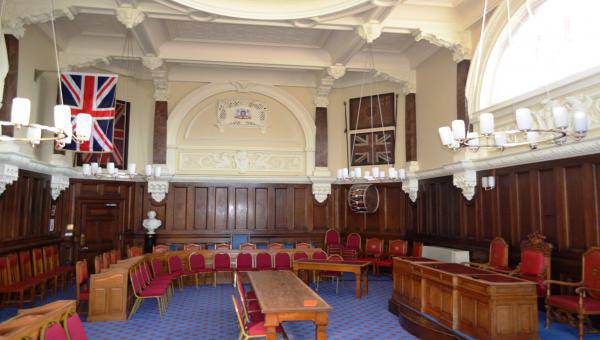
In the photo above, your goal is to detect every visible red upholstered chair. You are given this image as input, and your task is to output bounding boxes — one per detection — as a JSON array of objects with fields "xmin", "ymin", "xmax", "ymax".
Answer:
[
  {"xmin": 317, "ymin": 255, "xmax": 344, "ymax": 294},
  {"xmin": 240, "ymin": 243, "xmax": 257, "ymax": 250},
  {"xmin": 214, "ymin": 253, "xmax": 234, "ymax": 287},
  {"xmin": 411, "ymin": 242, "xmax": 423, "ymax": 257},
  {"xmin": 375, "ymin": 239, "xmax": 408, "ymax": 275},
  {"xmin": 342, "ymin": 233, "xmax": 361, "ymax": 259},
  {"xmin": 19, "ymin": 251, "xmax": 46, "ymax": 302},
  {"xmin": 43, "ymin": 246, "xmax": 73, "ymax": 290},
  {"xmin": 267, "ymin": 243, "xmax": 284, "ymax": 250},
  {"xmin": 189, "ymin": 253, "xmax": 212, "ymax": 288},
  {"xmin": 127, "ymin": 246, "xmax": 143, "ymax": 258},
  {"xmin": 32, "ymin": 248, "xmax": 57, "ymax": 296},
  {"xmin": 183, "ymin": 243, "xmax": 203, "ymax": 251},
  {"xmin": 295, "ymin": 242, "xmax": 311, "ymax": 249},
  {"xmin": 293, "ymin": 252, "xmax": 308, "ymax": 261},
  {"xmin": 232, "ymin": 295, "xmax": 284, "ymax": 340},
  {"xmin": 63, "ymin": 312, "xmax": 88, "ymax": 340},
  {"xmin": 545, "ymin": 247, "xmax": 600, "ymax": 339},
  {"xmin": 216, "ymin": 243, "xmax": 231, "ymax": 250},
  {"xmin": 129, "ymin": 266, "xmax": 168, "ymax": 319},
  {"xmin": 362, "ymin": 238, "xmax": 384, "ymax": 273},
  {"xmin": 274, "ymin": 252, "xmax": 291, "ymax": 271},
  {"xmin": 467, "ymin": 237, "xmax": 510, "ymax": 271},
  {"xmin": 41, "ymin": 321, "xmax": 68, "ymax": 340},
  {"xmin": 75, "ymin": 260, "xmax": 89, "ymax": 311},
  {"xmin": 151, "ymin": 258, "xmax": 179, "ymax": 286},
  {"xmin": 325, "ymin": 229, "xmax": 342, "ymax": 256},
  {"xmin": 235, "ymin": 275, "xmax": 261, "ymax": 322},
  {"xmin": 168, "ymin": 255, "xmax": 195, "ymax": 290},
  {"xmin": 236, "ymin": 253, "xmax": 254, "ymax": 272},
  {"xmin": 153, "ymin": 244, "xmax": 169, "ymax": 254},
  {"xmin": 255, "ymin": 253, "xmax": 273, "ymax": 271},
  {"xmin": 509, "ymin": 231, "xmax": 552, "ymax": 298},
  {"xmin": 235, "ymin": 268, "xmax": 257, "ymax": 302},
  {"xmin": 312, "ymin": 250, "xmax": 327, "ymax": 260}
]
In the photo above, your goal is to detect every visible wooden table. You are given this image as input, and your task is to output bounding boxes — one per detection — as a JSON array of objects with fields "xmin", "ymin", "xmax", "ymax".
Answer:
[
  {"xmin": 389, "ymin": 257, "xmax": 539, "ymax": 339},
  {"xmin": 293, "ymin": 259, "xmax": 370, "ymax": 298},
  {"xmin": 247, "ymin": 271, "xmax": 332, "ymax": 340}
]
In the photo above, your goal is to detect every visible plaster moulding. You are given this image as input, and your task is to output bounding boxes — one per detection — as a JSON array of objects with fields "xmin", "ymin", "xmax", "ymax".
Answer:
[
  {"xmin": 411, "ymin": 29, "xmax": 471, "ymax": 63},
  {"xmin": 59, "ymin": 53, "xmax": 111, "ymax": 70},
  {"xmin": 356, "ymin": 21, "xmax": 383, "ymax": 43},
  {"xmin": 310, "ymin": 176, "xmax": 335, "ymax": 203},
  {"xmin": 142, "ymin": 57, "xmax": 164, "ymax": 70},
  {"xmin": 115, "ymin": 7, "xmax": 145, "ymax": 29},
  {"xmin": 148, "ymin": 180, "xmax": 169, "ymax": 202},
  {"xmin": 401, "ymin": 176, "xmax": 419, "ymax": 202},
  {"xmin": 216, "ymin": 98, "xmax": 268, "ymax": 133},
  {"xmin": 452, "ymin": 169, "xmax": 477, "ymax": 201},
  {"xmin": 2, "ymin": 3, "xmax": 77, "ymax": 39},
  {"xmin": 0, "ymin": 163, "xmax": 18, "ymax": 196},
  {"xmin": 315, "ymin": 65, "xmax": 346, "ymax": 108},
  {"xmin": 50, "ymin": 175, "xmax": 70, "ymax": 200}
]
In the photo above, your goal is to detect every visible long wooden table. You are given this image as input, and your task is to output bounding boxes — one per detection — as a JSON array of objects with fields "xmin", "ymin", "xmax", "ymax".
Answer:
[
  {"xmin": 293, "ymin": 258, "xmax": 370, "ymax": 298},
  {"xmin": 248, "ymin": 271, "xmax": 332, "ymax": 340},
  {"xmin": 390, "ymin": 257, "xmax": 539, "ymax": 339}
]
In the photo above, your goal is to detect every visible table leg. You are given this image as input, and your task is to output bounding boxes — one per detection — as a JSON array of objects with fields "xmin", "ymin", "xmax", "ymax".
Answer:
[
  {"xmin": 355, "ymin": 273, "xmax": 361, "ymax": 299},
  {"xmin": 316, "ymin": 312, "xmax": 329, "ymax": 340},
  {"xmin": 265, "ymin": 326, "xmax": 277, "ymax": 340},
  {"xmin": 316, "ymin": 324, "xmax": 328, "ymax": 340},
  {"xmin": 363, "ymin": 268, "xmax": 368, "ymax": 295}
]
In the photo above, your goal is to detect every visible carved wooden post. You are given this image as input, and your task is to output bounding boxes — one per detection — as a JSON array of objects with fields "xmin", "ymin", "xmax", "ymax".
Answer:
[
  {"xmin": 315, "ymin": 107, "xmax": 328, "ymax": 167},
  {"xmin": 405, "ymin": 92, "xmax": 417, "ymax": 162},
  {"xmin": 153, "ymin": 101, "xmax": 167, "ymax": 164}
]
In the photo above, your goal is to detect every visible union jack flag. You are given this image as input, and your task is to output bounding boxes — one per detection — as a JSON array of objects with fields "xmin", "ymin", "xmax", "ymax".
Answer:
[
  {"xmin": 350, "ymin": 131, "xmax": 395, "ymax": 166},
  {"xmin": 75, "ymin": 100, "xmax": 130, "ymax": 168},
  {"xmin": 56, "ymin": 72, "xmax": 118, "ymax": 153}
]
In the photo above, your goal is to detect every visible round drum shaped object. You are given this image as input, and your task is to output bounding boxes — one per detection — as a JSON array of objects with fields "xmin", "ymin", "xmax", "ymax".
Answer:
[{"xmin": 348, "ymin": 184, "xmax": 379, "ymax": 214}]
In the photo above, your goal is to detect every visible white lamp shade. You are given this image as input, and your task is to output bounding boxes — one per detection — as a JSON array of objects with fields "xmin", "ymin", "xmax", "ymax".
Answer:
[
  {"xmin": 552, "ymin": 106, "xmax": 568, "ymax": 129},
  {"xmin": 11, "ymin": 98, "xmax": 31, "ymax": 126},
  {"xmin": 573, "ymin": 111, "xmax": 588, "ymax": 133},
  {"xmin": 515, "ymin": 108, "xmax": 532, "ymax": 131},
  {"xmin": 372, "ymin": 167, "xmax": 380, "ymax": 178},
  {"xmin": 479, "ymin": 113, "xmax": 494, "ymax": 135},
  {"xmin": 336, "ymin": 169, "xmax": 342, "ymax": 179},
  {"xmin": 355, "ymin": 167, "xmax": 362, "ymax": 178},
  {"xmin": 495, "ymin": 132, "xmax": 507, "ymax": 147},
  {"xmin": 438, "ymin": 126, "xmax": 453, "ymax": 146},
  {"xmin": 145, "ymin": 164, "xmax": 153, "ymax": 176},
  {"xmin": 107, "ymin": 162, "xmax": 115, "ymax": 174},
  {"xmin": 75, "ymin": 113, "xmax": 93, "ymax": 141},
  {"xmin": 379, "ymin": 170, "xmax": 385, "ymax": 178},
  {"xmin": 154, "ymin": 166, "xmax": 161, "ymax": 178},
  {"xmin": 53, "ymin": 105, "xmax": 71, "ymax": 130},
  {"xmin": 488, "ymin": 176, "xmax": 496, "ymax": 188},
  {"xmin": 364, "ymin": 170, "xmax": 370, "ymax": 178},
  {"xmin": 526, "ymin": 131, "xmax": 539, "ymax": 143},
  {"xmin": 90, "ymin": 162, "xmax": 99, "ymax": 174},
  {"xmin": 451, "ymin": 120, "xmax": 466, "ymax": 140},
  {"xmin": 389, "ymin": 168, "xmax": 397, "ymax": 179},
  {"xmin": 128, "ymin": 163, "xmax": 136, "ymax": 174},
  {"xmin": 82, "ymin": 163, "xmax": 91, "ymax": 176},
  {"xmin": 481, "ymin": 176, "xmax": 489, "ymax": 188},
  {"xmin": 398, "ymin": 168, "xmax": 406, "ymax": 180},
  {"xmin": 342, "ymin": 168, "xmax": 349, "ymax": 178},
  {"xmin": 349, "ymin": 169, "xmax": 355, "ymax": 178},
  {"xmin": 27, "ymin": 126, "xmax": 41, "ymax": 144},
  {"xmin": 466, "ymin": 132, "xmax": 479, "ymax": 147}
]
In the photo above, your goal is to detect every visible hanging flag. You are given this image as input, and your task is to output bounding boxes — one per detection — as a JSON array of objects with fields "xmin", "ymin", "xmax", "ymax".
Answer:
[
  {"xmin": 75, "ymin": 100, "xmax": 130, "ymax": 168},
  {"xmin": 56, "ymin": 72, "xmax": 118, "ymax": 153}
]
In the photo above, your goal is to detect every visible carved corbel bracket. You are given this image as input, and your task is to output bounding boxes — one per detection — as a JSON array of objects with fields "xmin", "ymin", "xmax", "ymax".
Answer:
[
  {"xmin": 402, "ymin": 177, "xmax": 419, "ymax": 202},
  {"xmin": 50, "ymin": 175, "xmax": 70, "ymax": 200},
  {"xmin": 0, "ymin": 163, "xmax": 18, "ymax": 196},
  {"xmin": 310, "ymin": 174, "xmax": 335, "ymax": 203},
  {"xmin": 116, "ymin": 7, "xmax": 145, "ymax": 29},
  {"xmin": 453, "ymin": 169, "xmax": 477, "ymax": 201},
  {"xmin": 148, "ymin": 180, "xmax": 169, "ymax": 203}
]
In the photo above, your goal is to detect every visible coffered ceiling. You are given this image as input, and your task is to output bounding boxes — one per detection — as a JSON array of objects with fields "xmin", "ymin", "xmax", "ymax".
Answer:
[{"xmin": 2, "ymin": 0, "xmax": 494, "ymax": 90}]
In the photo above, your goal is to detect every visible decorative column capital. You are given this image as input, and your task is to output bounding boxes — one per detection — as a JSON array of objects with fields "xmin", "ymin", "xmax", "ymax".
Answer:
[
  {"xmin": 116, "ymin": 7, "xmax": 145, "ymax": 29},
  {"xmin": 0, "ymin": 163, "xmax": 18, "ymax": 196},
  {"xmin": 356, "ymin": 21, "xmax": 383, "ymax": 43},
  {"xmin": 326, "ymin": 64, "xmax": 346, "ymax": 80},
  {"xmin": 453, "ymin": 169, "xmax": 477, "ymax": 201},
  {"xmin": 142, "ymin": 56, "xmax": 164, "ymax": 70},
  {"xmin": 310, "ymin": 175, "xmax": 335, "ymax": 203},
  {"xmin": 401, "ymin": 177, "xmax": 419, "ymax": 203},
  {"xmin": 148, "ymin": 180, "xmax": 169, "ymax": 203},
  {"xmin": 50, "ymin": 175, "xmax": 70, "ymax": 200}
]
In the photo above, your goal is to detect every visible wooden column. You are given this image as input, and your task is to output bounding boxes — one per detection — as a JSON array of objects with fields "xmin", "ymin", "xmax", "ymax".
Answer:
[
  {"xmin": 404, "ymin": 93, "xmax": 417, "ymax": 162},
  {"xmin": 315, "ymin": 107, "xmax": 328, "ymax": 167},
  {"xmin": 457, "ymin": 60, "xmax": 471, "ymax": 129},
  {"xmin": 152, "ymin": 101, "xmax": 167, "ymax": 164},
  {"xmin": 0, "ymin": 35, "xmax": 19, "ymax": 137}
]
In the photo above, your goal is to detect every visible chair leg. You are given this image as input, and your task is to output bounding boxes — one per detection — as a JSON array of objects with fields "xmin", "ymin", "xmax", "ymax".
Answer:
[
  {"xmin": 195, "ymin": 274, "xmax": 199, "ymax": 289},
  {"xmin": 315, "ymin": 276, "xmax": 319, "ymax": 291},
  {"xmin": 214, "ymin": 272, "xmax": 217, "ymax": 287},
  {"xmin": 156, "ymin": 297, "xmax": 163, "ymax": 319},
  {"xmin": 336, "ymin": 277, "xmax": 339, "ymax": 294},
  {"xmin": 129, "ymin": 298, "xmax": 142, "ymax": 320},
  {"xmin": 545, "ymin": 304, "xmax": 551, "ymax": 329},
  {"xmin": 578, "ymin": 312, "xmax": 584, "ymax": 340}
]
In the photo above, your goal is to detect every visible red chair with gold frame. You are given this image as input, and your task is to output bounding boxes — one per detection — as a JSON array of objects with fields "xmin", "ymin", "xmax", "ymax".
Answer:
[
  {"xmin": 189, "ymin": 253, "xmax": 212, "ymax": 288},
  {"xmin": 316, "ymin": 255, "xmax": 344, "ymax": 294},
  {"xmin": 295, "ymin": 242, "xmax": 311, "ymax": 249},
  {"xmin": 168, "ymin": 255, "xmax": 195, "ymax": 290},
  {"xmin": 231, "ymin": 294, "xmax": 284, "ymax": 340},
  {"xmin": 214, "ymin": 253, "xmax": 234, "ymax": 287},
  {"xmin": 545, "ymin": 247, "xmax": 600, "ymax": 339},
  {"xmin": 324, "ymin": 229, "xmax": 342, "ymax": 256},
  {"xmin": 40, "ymin": 320, "xmax": 68, "ymax": 340},
  {"xmin": 411, "ymin": 242, "xmax": 423, "ymax": 257},
  {"xmin": 215, "ymin": 243, "xmax": 231, "ymax": 250},
  {"xmin": 240, "ymin": 243, "xmax": 257, "ymax": 250},
  {"xmin": 32, "ymin": 248, "xmax": 57, "ymax": 296},
  {"xmin": 274, "ymin": 252, "xmax": 291, "ymax": 271},
  {"xmin": 267, "ymin": 243, "xmax": 284, "ymax": 250},
  {"xmin": 75, "ymin": 260, "xmax": 89, "ymax": 312},
  {"xmin": 255, "ymin": 253, "xmax": 273, "ymax": 271},
  {"xmin": 153, "ymin": 244, "xmax": 169, "ymax": 254},
  {"xmin": 362, "ymin": 238, "xmax": 383, "ymax": 273},
  {"xmin": 509, "ymin": 231, "xmax": 552, "ymax": 298},
  {"xmin": 127, "ymin": 246, "xmax": 143, "ymax": 258},
  {"xmin": 467, "ymin": 237, "xmax": 510, "ymax": 271},
  {"xmin": 342, "ymin": 233, "xmax": 361, "ymax": 259},
  {"xmin": 183, "ymin": 243, "xmax": 203, "ymax": 251},
  {"xmin": 375, "ymin": 239, "xmax": 408, "ymax": 275}
]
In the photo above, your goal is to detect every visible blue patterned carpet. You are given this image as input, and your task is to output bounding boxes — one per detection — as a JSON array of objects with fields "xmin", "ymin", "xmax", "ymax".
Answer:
[{"xmin": 1, "ymin": 274, "xmax": 598, "ymax": 339}]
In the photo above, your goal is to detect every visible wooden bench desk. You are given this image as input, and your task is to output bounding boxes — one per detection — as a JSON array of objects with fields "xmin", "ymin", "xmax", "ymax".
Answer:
[
  {"xmin": 293, "ymin": 259, "xmax": 370, "ymax": 298},
  {"xmin": 247, "ymin": 271, "xmax": 332, "ymax": 340},
  {"xmin": 0, "ymin": 300, "xmax": 76, "ymax": 340}
]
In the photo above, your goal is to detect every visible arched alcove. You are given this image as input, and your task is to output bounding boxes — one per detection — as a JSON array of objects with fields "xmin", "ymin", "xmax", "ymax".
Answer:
[{"xmin": 167, "ymin": 81, "xmax": 316, "ymax": 177}]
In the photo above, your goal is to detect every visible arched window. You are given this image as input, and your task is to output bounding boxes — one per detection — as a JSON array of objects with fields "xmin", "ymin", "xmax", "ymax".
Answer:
[{"xmin": 476, "ymin": 0, "xmax": 600, "ymax": 110}]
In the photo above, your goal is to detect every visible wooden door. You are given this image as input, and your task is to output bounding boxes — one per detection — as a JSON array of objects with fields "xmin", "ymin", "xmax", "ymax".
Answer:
[{"xmin": 77, "ymin": 201, "xmax": 123, "ymax": 272}]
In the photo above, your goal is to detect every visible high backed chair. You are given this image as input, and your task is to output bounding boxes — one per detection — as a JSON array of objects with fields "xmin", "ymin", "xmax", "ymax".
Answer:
[
  {"xmin": 295, "ymin": 242, "xmax": 311, "ymax": 249},
  {"xmin": 545, "ymin": 247, "xmax": 600, "ymax": 339},
  {"xmin": 362, "ymin": 238, "xmax": 384, "ymax": 273},
  {"xmin": 467, "ymin": 237, "xmax": 510, "ymax": 271},
  {"xmin": 342, "ymin": 233, "xmax": 361, "ymax": 259},
  {"xmin": 0, "ymin": 256, "xmax": 37, "ymax": 308},
  {"xmin": 376, "ymin": 239, "xmax": 409, "ymax": 275},
  {"xmin": 168, "ymin": 256, "xmax": 195, "ymax": 290},
  {"xmin": 509, "ymin": 231, "xmax": 553, "ymax": 298},
  {"xmin": 189, "ymin": 253, "xmax": 212, "ymax": 288},
  {"xmin": 153, "ymin": 244, "xmax": 169, "ymax": 254},
  {"xmin": 215, "ymin": 243, "xmax": 232, "ymax": 250},
  {"xmin": 324, "ymin": 229, "xmax": 342, "ymax": 256},
  {"xmin": 267, "ymin": 243, "xmax": 284, "ymax": 250},
  {"xmin": 255, "ymin": 253, "xmax": 273, "ymax": 271},
  {"xmin": 19, "ymin": 251, "xmax": 46, "ymax": 302},
  {"xmin": 240, "ymin": 243, "xmax": 257, "ymax": 250},
  {"xmin": 274, "ymin": 253, "xmax": 291, "ymax": 271},
  {"xmin": 214, "ymin": 253, "xmax": 234, "ymax": 286},
  {"xmin": 32, "ymin": 248, "xmax": 57, "ymax": 296},
  {"xmin": 411, "ymin": 242, "xmax": 423, "ymax": 257},
  {"xmin": 75, "ymin": 260, "xmax": 89, "ymax": 311},
  {"xmin": 183, "ymin": 243, "xmax": 203, "ymax": 251},
  {"xmin": 127, "ymin": 246, "xmax": 143, "ymax": 258}
]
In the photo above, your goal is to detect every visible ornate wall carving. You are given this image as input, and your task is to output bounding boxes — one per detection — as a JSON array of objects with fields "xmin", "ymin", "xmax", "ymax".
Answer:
[{"xmin": 177, "ymin": 150, "xmax": 305, "ymax": 175}]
